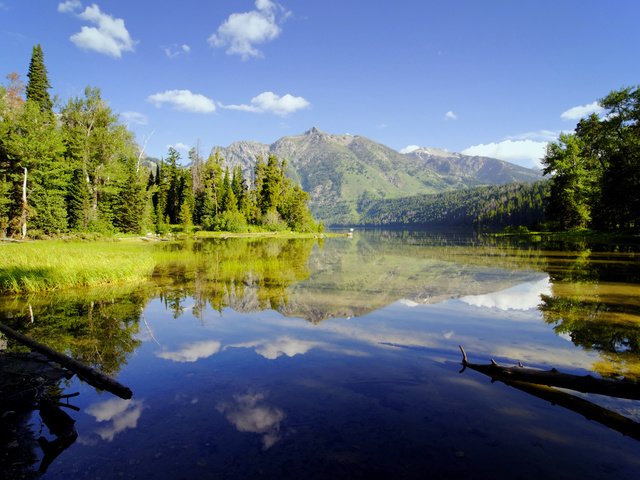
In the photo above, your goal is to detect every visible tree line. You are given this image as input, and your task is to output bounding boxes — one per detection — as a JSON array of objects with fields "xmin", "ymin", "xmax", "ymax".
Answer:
[
  {"xmin": 0, "ymin": 45, "xmax": 320, "ymax": 238},
  {"xmin": 542, "ymin": 86, "xmax": 640, "ymax": 231},
  {"xmin": 354, "ymin": 181, "xmax": 548, "ymax": 229}
]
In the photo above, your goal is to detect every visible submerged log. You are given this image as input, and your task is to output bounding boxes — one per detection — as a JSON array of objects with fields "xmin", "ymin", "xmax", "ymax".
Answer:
[
  {"xmin": 458, "ymin": 345, "xmax": 640, "ymax": 401},
  {"xmin": 0, "ymin": 321, "xmax": 132, "ymax": 400}
]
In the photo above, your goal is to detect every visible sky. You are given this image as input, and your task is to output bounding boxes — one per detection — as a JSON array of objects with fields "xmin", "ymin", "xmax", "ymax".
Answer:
[{"xmin": 1, "ymin": 1, "xmax": 639, "ymax": 168}]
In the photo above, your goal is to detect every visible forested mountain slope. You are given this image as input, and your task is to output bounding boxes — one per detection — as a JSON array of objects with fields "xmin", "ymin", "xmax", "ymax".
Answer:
[{"xmin": 212, "ymin": 128, "xmax": 542, "ymax": 224}]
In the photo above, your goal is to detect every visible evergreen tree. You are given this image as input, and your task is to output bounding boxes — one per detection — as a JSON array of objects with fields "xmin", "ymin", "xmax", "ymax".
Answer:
[
  {"xmin": 0, "ymin": 176, "xmax": 11, "ymax": 235},
  {"xmin": 252, "ymin": 156, "xmax": 266, "ymax": 220},
  {"xmin": 542, "ymin": 133, "xmax": 592, "ymax": 230},
  {"xmin": 113, "ymin": 158, "xmax": 147, "ymax": 233},
  {"xmin": 221, "ymin": 166, "xmax": 237, "ymax": 212},
  {"xmin": 152, "ymin": 160, "xmax": 168, "ymax": 232},
  {"xmin": 279, "ymin": 180, "xmax": 315, "ymax": 231},
  {"xmin": 260, "ymin": 154, "xmax": 283, "ymax": 214},
  {"xmin": 178, "ymin": 168, "xmax": 194, "ymax": 230},
  {"xmin": 60, "ymin": 87, "xmax": 136, "ymax": 229},
  {"xmin": 197, "ymin": 151, "xmax": 224, "ymax": 228},
  {"xmin": 164, "ymin": 147, "xmax": 182, "ymax": 224},
  {"xmin": 25, "ymin": 44, "xmax": 53, "ymax": 114},
  {"xmin": 67, "ymin": 168, "xmax": 92, "ymax": 230},
  {"xmin": 0, "ymin": 99, "xmax": 67, "ymax": 235},
  {"xmin": 543, "ymin": 85, "xmax": 640, "ymax": 231}
]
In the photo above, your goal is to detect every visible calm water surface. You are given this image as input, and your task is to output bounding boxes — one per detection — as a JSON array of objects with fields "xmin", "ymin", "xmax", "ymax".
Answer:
[{"xmin": 2, "ymin": 231, "xmax": 640, "ymax": 479}]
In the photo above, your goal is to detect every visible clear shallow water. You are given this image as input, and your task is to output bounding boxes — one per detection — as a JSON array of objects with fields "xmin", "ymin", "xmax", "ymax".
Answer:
[{"xmin": 2, "ymin": 231, "xmax": 640, "ymax": 479}]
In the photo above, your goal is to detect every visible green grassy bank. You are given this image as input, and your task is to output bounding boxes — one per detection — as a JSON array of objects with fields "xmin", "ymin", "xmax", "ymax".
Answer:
[
  {"xmin": 0, "ymin": 231, "xmax": 343, "ymax": 294},
  {"xmin": 0, "ymin": 240, "xmax": 156, "ymax": 293}
]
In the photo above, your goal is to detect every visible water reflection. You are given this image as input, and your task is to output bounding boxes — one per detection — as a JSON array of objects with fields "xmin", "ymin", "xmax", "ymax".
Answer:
[
  {"xmin": 216, "ymin": 392, "xmax": 285, "ymax": 449},
  {"xmin": 459, "ymin": 347, "xmax": 640, "ymax": 442},
  {"xmin": 157, "ymin": 340, "xmax": 222, "ymax": 363},
  {"xmin": 2, "ymin": 232, "xmax": 640, "ymax": 477},
  {"xmin": 1, "ymin": 233, "xmax": 639, "ymax": 384},
  {"xmin": 230, "ymin": 337, "xmax": 322, "ymax": 360},
  {"xmin": 0, "ymin": 286, "xmax": 146, "ymax": 376},
  {"xmin": 539, "ymin": 247, "xmax": 640, "ymax": 379},
  {"xmin": 461, "ymin": 277, "xmax": 551, "ymax": 311},
  {"xmin": 81, "ymin": 398, "xmax": 145, "ymax": 444}
]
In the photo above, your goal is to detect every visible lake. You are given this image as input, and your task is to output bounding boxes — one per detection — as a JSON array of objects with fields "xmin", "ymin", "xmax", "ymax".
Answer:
[{"xmin": 2, "ymin": 230, "xmax": 640, "ymax": 479}]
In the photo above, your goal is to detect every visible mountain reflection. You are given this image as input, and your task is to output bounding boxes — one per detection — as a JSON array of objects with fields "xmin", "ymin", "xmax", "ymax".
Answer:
[{"xmin": 1, "ymin": 233, "xmax": 639, "ymax": 392}]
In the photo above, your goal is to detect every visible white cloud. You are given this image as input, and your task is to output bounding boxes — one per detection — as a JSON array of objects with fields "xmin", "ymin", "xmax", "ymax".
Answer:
[
  {"xmin": 506, "ymin": 130, "xmax": 560, "ymax": 142},
  {"xmin": 444, "ymin": 110, "xmax": 457, "ymax": 121},
  {"xmin": 120, "ymin": 111, "xmax": 148, "ymax": 126},
  {"xmin": 399, "ymin": 145, "xmax": 420, "ymax": 154},
  {"xmin": 164, "ymin": 43, "xmax": 191, "ymax": 58},
  {"xmin": 462, "ymin": 139, "xmax": 548, "ymax": 168},
  {"xmin": 157, "ymin": 340, "xmax": 221, "ymax": 362},
  {"xmin": 147, "ymin": 89, "xmax": 216, "ymax": 113},
  {"xmin": 208, "ymin": 0, "xmax": 289, "ymax": 59},
  {"xmin": 560, "ymin": 101, "xmax": 604, "ymax": 121},
  {"xmin": 166, "ymin": 142, "xmax": 191, "ymax": 153},
  {"xmin": 65, "ymin": 4, "xmax": 136, "ymax": 58},
  {"xmin": 57, "ymin": 0, "xmax": 82, "ymax": 13},
  {"xmin": 221, "ymin": 91, "xmax": 309, "ymax": 116}
]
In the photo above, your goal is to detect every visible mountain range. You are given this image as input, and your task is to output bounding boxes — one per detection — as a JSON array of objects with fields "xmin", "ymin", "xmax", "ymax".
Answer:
[{"xmin": 210, "ymin": 127, "xmax": 542, "ymax": 225}]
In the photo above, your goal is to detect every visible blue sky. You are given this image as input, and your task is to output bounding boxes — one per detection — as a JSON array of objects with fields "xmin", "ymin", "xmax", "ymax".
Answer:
[{"xmin": 1, "ymin": 1, "xmax": 639, "ymax": 168}]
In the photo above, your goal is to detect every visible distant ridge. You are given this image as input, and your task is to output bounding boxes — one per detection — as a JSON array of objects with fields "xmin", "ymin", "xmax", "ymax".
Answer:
[{"xmin": 211, "ymin": 128, "xmax": 542, "ymax": 224}]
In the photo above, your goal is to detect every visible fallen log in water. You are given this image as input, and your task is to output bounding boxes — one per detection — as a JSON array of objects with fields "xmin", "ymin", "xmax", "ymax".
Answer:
[
  {"xmin": 458, "ymin": 345, "xmax": 640, "ymax": 401},
  {"xmin": 0, "ymin": 321, "xmax": 132, "ymax": 400},
  {"xmin": 458, "ymin": 345, "xmax": 640, "ymax": 441},
  {"xmin": 506, "ymin": 380, "xmax": 640, "ymax": 442}
]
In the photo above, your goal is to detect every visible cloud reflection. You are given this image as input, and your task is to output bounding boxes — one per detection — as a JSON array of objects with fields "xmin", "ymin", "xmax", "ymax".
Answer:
[
  {"xmin": 460, "ymin": 277, "xmax": 551, "ymax": 311},
  {"xmin": 157, "ymin": 340, "xmax": 221, "ymax": 362},
  {"xmin": 231, "ymin": 336, "xmax": 321, "ymax": 360},
  {"xmin": 82, "ymin": 398, "xmax": 144, "ymax": 443},
  {"xmin": 216, "ymin": 393, "xmax": 285, "ymax": 449}
]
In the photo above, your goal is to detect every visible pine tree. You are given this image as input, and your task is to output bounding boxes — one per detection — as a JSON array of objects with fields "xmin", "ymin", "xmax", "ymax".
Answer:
[
  {"xmin": 67, "ymin": 167, "xmax": 92, "ymax": 230},
  {"xmin": 164, "ymin": 147, "xmax": 182, "ymax": 224},
  {"xmin": 260, "ymin": 154, "xmax": 282, "ymax": 214},
  {"xmin": 26, "ymin": 44, "xmax": 53, "ymax": 114},
  {"xmin": 113, "ymin": 158, "xmax": 147, "ymax": 233}
]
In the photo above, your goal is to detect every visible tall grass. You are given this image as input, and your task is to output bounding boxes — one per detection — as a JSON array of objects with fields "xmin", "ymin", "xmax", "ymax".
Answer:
[{"xmin": 0, "ymin": 240, "xmax": 157, "ymax": 293}]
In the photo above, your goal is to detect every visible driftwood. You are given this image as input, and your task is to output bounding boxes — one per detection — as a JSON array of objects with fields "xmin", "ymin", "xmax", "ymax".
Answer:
[
  {"xmin": 458, "ymin": 345, "xmax": 640, "ymax": 401},
  {"xmin": 0, "ymin": 321, "xmax": 132, "ymax": 400},
  {"xmin": 458, "ymin": 346, "xmax": 640, "ymax": 442}
]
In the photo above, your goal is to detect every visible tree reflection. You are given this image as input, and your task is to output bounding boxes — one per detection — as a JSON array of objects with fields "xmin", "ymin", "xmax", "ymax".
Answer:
[
  {"xmin": 539, "ymin": 247, "xmax": 640, "ymax": 380},
  {"xmin": 153, "ymin": 237, "xmax": 316, "ymax": 319},
  {"xmin": 0, "ymin": 286, "xmax": 147, "ymax": 376}
]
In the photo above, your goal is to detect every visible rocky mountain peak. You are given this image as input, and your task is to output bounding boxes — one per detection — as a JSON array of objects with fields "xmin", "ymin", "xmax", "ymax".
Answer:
[
  {"xmin": 416, "ymin": 147, "xmax": 460, "ymax": 158},
  {"xmin": 305, "ymin": 126, "xmax": 324, "ymax": 136},
  {"xmin": 210, "ymin": 127, "xmax": 542, "ymax": 224}
]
